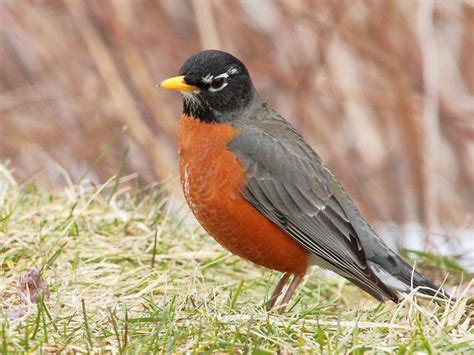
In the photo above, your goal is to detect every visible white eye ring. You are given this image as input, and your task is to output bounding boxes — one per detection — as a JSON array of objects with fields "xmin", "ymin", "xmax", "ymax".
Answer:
[{"xmin": 209, "ymin": 76, "xmax": 228, "ymax": 92}]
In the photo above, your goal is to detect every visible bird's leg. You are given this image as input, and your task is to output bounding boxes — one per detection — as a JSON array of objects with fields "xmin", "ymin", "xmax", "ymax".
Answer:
[
  {"xmin": 266, "ymin": 272, "xmax": 290, "ymax": 311},
  {"xmin": 276, "ymin": 274, "xmax": 304, "ymax": 314}
]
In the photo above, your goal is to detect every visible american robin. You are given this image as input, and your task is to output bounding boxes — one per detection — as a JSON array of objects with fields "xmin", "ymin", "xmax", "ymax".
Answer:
[{"xmin": 160, "ymin": 50, "xmax": 449, "ymax": 312}]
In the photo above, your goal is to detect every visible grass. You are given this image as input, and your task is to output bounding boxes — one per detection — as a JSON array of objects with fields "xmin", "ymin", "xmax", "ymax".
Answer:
[{"xmin": 0, "ymin": 165, "xmax": 473, "ymax": 353}]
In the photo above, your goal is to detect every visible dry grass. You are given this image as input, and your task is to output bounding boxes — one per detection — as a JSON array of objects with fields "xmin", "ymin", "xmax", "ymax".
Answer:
[
  {"xmin": 1, "ymin": 165, "xmax": 473, "ymax": 352},
  {"xmin": 1, "ymin": 0, "xmax": 473, "ymax": 234}
]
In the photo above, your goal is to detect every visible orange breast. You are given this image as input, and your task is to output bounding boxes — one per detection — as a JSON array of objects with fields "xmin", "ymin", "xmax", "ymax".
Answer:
[{"xmin": 178, "ymin": 115, "xmax": 309, "ymax": 275}]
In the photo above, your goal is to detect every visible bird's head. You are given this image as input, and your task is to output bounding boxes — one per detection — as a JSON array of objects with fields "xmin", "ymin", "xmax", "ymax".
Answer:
[{"xmin": 160, "ymin": 50, "xmax": 255, "ymax": 123}]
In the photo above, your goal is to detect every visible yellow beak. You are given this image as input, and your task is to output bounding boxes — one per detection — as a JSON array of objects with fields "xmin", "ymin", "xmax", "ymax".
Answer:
[{"xmin": 160, "ymin": 75, "xmax": 199, "ymax": 93}]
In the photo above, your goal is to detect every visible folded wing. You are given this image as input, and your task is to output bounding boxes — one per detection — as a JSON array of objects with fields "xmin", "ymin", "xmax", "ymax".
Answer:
[{"xmin": 229, "ymin": 120, "xmax": 399, "ymax": 302}]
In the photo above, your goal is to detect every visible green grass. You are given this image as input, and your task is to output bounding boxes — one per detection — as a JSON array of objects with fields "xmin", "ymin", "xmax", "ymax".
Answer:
[{"xmin": 0, "ymin": 165, "xmax": 473, "ymax": 353}]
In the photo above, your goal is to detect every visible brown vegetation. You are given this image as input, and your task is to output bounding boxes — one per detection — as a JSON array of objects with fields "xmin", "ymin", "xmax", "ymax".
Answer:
[{"xmin": 1, "ymin": 0, "xmax": 473, "ymax": 233}]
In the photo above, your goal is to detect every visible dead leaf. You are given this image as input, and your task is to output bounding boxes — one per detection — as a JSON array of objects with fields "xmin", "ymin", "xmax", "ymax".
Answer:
[{"xmin": 19, "ymin": 268, "xmax": 50, "ymax": 304}]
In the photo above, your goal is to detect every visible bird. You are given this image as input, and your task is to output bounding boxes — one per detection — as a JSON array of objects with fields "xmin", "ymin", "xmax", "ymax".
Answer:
[{"xmin": 160, "ymin": 49, "xmax": 449, "ymax": 313}]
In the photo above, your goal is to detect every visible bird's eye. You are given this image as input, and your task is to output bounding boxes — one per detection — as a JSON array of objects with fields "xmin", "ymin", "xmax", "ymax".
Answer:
[{"xmin": 209, "ymin": 77, "xmax": 228, "ymax": 92}]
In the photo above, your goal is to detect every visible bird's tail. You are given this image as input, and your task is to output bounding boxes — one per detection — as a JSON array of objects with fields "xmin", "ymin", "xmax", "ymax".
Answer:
[{"xmin": 369, "ymin": 255, "xmax": 452, "ymax": 302}]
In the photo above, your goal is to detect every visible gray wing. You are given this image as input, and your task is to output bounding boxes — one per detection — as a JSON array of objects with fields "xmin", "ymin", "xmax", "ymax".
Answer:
[{"xmin": 229, "ymin": 118, "xmax": 398, "ymax": 302}]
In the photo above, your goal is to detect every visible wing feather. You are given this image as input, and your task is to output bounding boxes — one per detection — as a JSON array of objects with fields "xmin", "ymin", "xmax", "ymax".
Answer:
[{"xmin": 230, "ymin": 124, "xmax": 398, "ymax": 302}]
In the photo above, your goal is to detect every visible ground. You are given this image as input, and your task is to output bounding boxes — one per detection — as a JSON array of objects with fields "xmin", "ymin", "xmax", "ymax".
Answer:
[{"xmin": 0, "ymin": 166, "xmax": 473, "ymax": 353}]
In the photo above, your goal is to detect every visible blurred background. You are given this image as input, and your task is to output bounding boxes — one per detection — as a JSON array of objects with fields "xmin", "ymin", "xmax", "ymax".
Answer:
[{"xmin": 1, "ymin": 1, "xmax": 473, "ymax": 262}]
